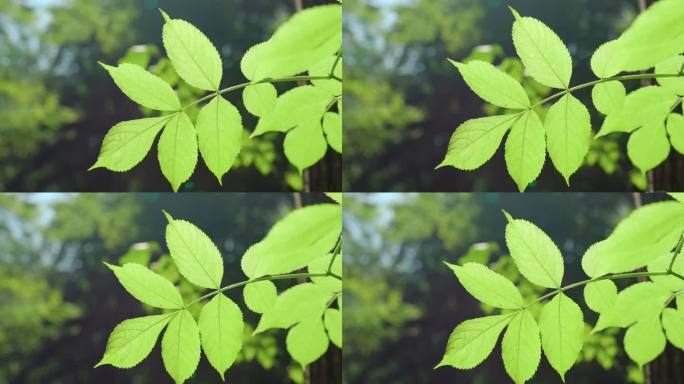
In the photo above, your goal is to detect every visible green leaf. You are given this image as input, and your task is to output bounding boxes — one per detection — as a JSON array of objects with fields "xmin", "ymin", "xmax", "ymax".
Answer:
[
  {"xmin": 105, "ymin": 262, "xmax": 183, "ymax": 309},
  {"xmin": 504, "ymin": 212, "xmax": 564, "ymax": 288},
  {"xmin": 323, "ymin": 112, "xmax": 342, "ymax": 153},
  {"xmin": 162, "ymin": 15, "xmax": 222, "ymax": 91},
  {"xmin": 243, "ymin": 280, "xmax": 278, "ymax": 314},
  {"xmin": 196, "ymin": 96, "xmax": 243, "ymax": 183},
  {"xmin": 596, "ymin": 86, "xmax": 678, "ymax": 138},
  {"xmin": 538, "ymin": 293, "xmax": 584, "ymax": 381},
  {"xmin": 510, "ymin": 10, "xmax": 572, "ymax": 88},
  {"xmin": 450, "ymin": 59, "xmax": 530, "ymax": 109},
  {"xmin": 627, "ymin": 122, "xmax": 670, "ymax": 172},
  {"xmin": 624, "ymin": 317, "xmax": 666, "ymax": 367},
  {"xmin": 255, "ymin": 283, "xmax": 330, "ymax": 333},
  {"xmin": 308, "ymin": 253, "xmax": 342, "ymax": 293},
  {"xmin": 158, "ymin": 112, "xmax": 198, "ymax": 192},
  {"xmin": 592, "ymin": 81, "xmax": 626, "ymax": 115},
  {"xmin": 161, "ymin": 310, "xmax": 201, "ymax": 384},
  {"xmin": 544, "ymin": 94, "xmax": 591, "ymax": 184},
  {"xmin": 648, "ymin": 252, "xmax": 684, "ymax": 291},
  {"xmin": 590, "ymin": 40, "xmax": 623, "ymax": 79},
  {"xmin": 242, "ymin": 83, "xmax": 277, "ymax": 117},
  {"xmin": 438, "ymin": 114, "xmax": 519, "ymax": 170},
  {"xmin": 582, "ymin": 201, "xmax": 684, "ymax": 277},
  {"xmin": 241, "ymin": 204, "xmax": 341, "ymax": 278},
  {"xmin": 284, "ymin": 118, "xmax": 328, "ymax": 174},
  {"xmin": 594, "ymin": 282, "xmax": 671, "ymax": 331},
  {"xmin": 325, "ymin": 193, "xmax": 342, "ymax": 204},
  {"xmin": 198, "ymin": 294, "xmax": 243, "ymax": 380},
  {"xmin": 667, "ymin": 113, "xmax": 684, "ymax": 154},
  {"xmin": 662, "ymin": 308, "xmax": 684, "ymax": 350},
  {"xmin": 656, "ymin": 55, "xmax": 684, "ymax": 95},
  {"xmin": 436, "ymin": 314, "xmax": 512, "ymax": 369},
  {"xmin": 324, "ymin": 308, "xmax": 342, "ymax": 348},
  {"xmin": 240, "ymin": 5, "xmax": 341, "ymax": 81},
  {"xmin": 286, "ymin": 318, "xmax": 329, "ymax": 367},
  {"xmin": 611, "ymin": 0, "xmax": 684, "ymax": 73},
  {"xmin": 504, "ymin": 110, "xmax": 546, "ymax": 192},
  {"xmin": 164, "ymin": 211, "xmax": 223, "ymax": 289},
  {"xmin": 583, "ymin": 280, "xmax": 617, "ymax": 313},
  {"xmin": 96, "ymin": 313, "xmax": 173, "ymax": 368},
  {"xmin": 101, "ymin": 62, "xmax": 180, "ymax": 111},
  {"xmin": 309, "ymin": 55, "xmax": 342, "ymax": 96},
  {"xmin": 91, "ymin": 116, "xmax": 171, "ymax": 172},
  {"xmin": 445, "ymin": 262, "xmax": 523, "ymax": 309},
  {"xmin": 501, "ymin": 310, "xmax": 541, "ymax": 384},
  {"xmin": 670, "ymin": 192, "xmax": 684, "ymax": 203},
  {"xmin": 252, "ymin": 86, "xmax": 331, "ymax": 137}
]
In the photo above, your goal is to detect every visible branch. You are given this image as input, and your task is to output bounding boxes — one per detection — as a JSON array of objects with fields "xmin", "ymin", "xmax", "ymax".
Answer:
[{"xmin": 327, "ymin": 236, "xmax": 343, "ymax": 273}]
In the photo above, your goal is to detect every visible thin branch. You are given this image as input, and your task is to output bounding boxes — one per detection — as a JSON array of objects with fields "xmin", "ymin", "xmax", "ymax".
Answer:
[{"xmin": 327, "ymin": 236, "xmax": 343, "ymax": 273}]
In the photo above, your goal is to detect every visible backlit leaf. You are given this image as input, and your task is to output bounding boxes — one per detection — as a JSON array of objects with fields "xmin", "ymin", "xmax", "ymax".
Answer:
[
  {"xmin": 450, "ymin": 59, "xmax": 530, "ymax": 109},
  {"xmin": 255, "ymin": 283, "xmax": 330, "ymax": 333},
  {"xmin": 96, "ymin": 313, "xmax": 173, "ymax": 368},
  {"xmin": 196, "ymin": 96, "xmax": 243, "ymax": 183},
  {"xmin": 627, "ymin": 122, "xmax": 670, "ymax": 172},
  {"xmin": 436, "ymin": 314, "xmax": 512, "ymax": 369},
  {"xmin": 583, "ymin": 280, "xmax": 617, "ymax": 313},
  {"xmin": 624, "ymin": 317, "xmax": 666, "ymax": 367},
  {"xmin": 308, "ymin": 253, "xmax": 342, "ymax": 293},
  {"xmin": 592, "ymin": 81, "xmax": 625, "ymax": 115},
  {"xmin": 101, "ymin": 62, "xmax": 180, "ymax": 111},
  {"xmin": 286, "ymin": 318, "xmax": 329, "ymax": 367},
  {"xmin": 158, "ymin": 112, "xmax": 198, "ymax": 192},
  {"xmin": 538, "ymin": 293, "xmax": 584, "ymax": 380},
  {"xmin": 161, "ymin": 310, "xmax": 201, "ymax": 384},
  {"xmin": 243, "ymin": 280, "xmax": 278, "ymax": 314},
  {"xmin": 105, "ymin": 262, "xmax": 183, "ymax": 309},
  {"xmin": 252, "ymin": 86, "xmax": 332, "ymax": 137},
  {"xmin": 504, "ymin": 110, "xmax": 546, "ymax": 192},
  {"xmin": 544, "ymin": 94, "xmax": 591, "ymax": 184},
  {"xmin": 445, "ymin": 262, "xmax": 524, "ymax": 309},
  {"xmin": 324, "ymin": 308, "xmax": 342, "ymax": 348},
  {"xmin": 323, "ymin": 112, "xmax": 342, "ymax": 153},
  {"xmin": 243, "ymin": 83, "xmax": 277, "ymax": 117},
  {"xmin": 284, "ymin": 118, "xmax": 328, "ymax": 174},
  {"xmin": 667, "ymin": 113, "xmax": 684, "ymax": 154},
  {"xmin": 198, "ymin": 294, "xmax": 243, "ymax": 380},
  {"xmin": 597, "ymin": 86, "xmax": 678, "ymax": 138},
  {"xmin": 655, "ymin": 55, "xmax": 684, "ymax": 95},
  {"xmin": 501, "ymin": 310, "xmax": 541, "ymax": 384},
  {"xmin": 662, "ymin": 308, "xmax": 684, "ymax": 350}
]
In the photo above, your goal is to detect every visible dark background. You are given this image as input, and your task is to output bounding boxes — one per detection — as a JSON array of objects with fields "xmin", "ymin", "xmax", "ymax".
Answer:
[
  {"xmin": 0, "ymin": 0, "xmax": 340, "ymax": 192},
  {"xmin": 0, "ymin": 193, "xmax": 341, "ymax": 383},
  {"xmin": 343, "ymin": 0, "xmax": 684, "ymax": 192},
  {"xmin": 343, "ymin": 192, "xmax": 683, "ymax": 384}
]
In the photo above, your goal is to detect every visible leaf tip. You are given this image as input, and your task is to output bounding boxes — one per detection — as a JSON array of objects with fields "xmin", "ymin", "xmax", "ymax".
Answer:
[
  {"xmin": 447, "ymin": 58, "xmax": 463, "ymax": 69},
  {"xmin": 508, "ymin": 6, "xmax": 521, "ymax": 20},
  {"xmin": 162, "ymin": 210, "xmax": 174, "ymax": 223},
  {"xmin": 501, "ymin": 209, "xmax": 514, "ymax": 223},
  {"xmin": 159, "ymin": 8, "xmax": 171, "ymax": 22}
]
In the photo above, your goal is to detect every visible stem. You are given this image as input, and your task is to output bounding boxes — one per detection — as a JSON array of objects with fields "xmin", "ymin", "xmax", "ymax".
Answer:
[
  {"xmin": 668, "ymin": 230, "xmax": 684, "ymax": 272},
  {"xmin": 180, "ymin": 75, "xmax": 339, "ymax": 111},
  {"xmin": 330, "ymin": 48, "xmax": 342, "ymax": 77},
  {"xmin": 529, "ymin": 73, "xmax": 684, "ymax": 109},
  {"xmin": 327, "ymin": 236, "xmax": 342, "ymax": 273},
  {"xmin": 524, "ymin": 270, "xmax": 680, "ymax": 309},
  {"xmin": 184, "ymin": 271, "xmax": 342, "ymax": 309}
]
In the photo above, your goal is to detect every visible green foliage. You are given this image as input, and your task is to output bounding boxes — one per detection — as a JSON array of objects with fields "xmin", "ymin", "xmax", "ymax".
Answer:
[
  {"xmin": 438, "ymin": 195, "xmax": 684, "ymax": 383},
  {"xmin": 97, "ymin": 201, "xmax": 342, "ymax": 382},
  {"xmin": 93, "ymin": 6, "xmax": 342, "ymax": 190},
  {"xmin": 441, "ymin": 3, "xmax": 684, "ymax": 190}
]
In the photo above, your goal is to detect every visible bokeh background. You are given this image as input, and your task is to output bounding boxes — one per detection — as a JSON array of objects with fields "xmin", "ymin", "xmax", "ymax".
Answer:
[
  {"xmin": 343, "ymin": 192, "xmax": 683, "ymax": 384},
  {"xmin": 0, "ymin": 0, "xmax": 340, "ymax": 192},
  {"xmin": 0, "ymin": 193, "xmax": 341, "ymax": 383},
  {"xmin": 343, "ymin": 0, "xmax": 684, "ymax": 192}
]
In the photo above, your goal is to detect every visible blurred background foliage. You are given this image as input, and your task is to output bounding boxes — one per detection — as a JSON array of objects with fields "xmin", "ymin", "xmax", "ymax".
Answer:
[
  {"xmin": 343, "ymin": 192, "xmax": 681, "ymax": 383},
  {"xmin": 0, "ymin": 192, "xmax": 337, "ymax": 383},
  {"xmin": 343, "ymin": 0, "xmax": 681, "ymax": 191},
  {"xmin": 0, "ymin": 0, "xmax": 340, "ymax": 192}
]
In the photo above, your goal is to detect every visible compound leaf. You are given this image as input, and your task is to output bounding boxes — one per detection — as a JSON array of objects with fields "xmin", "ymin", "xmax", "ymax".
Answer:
[
  {"xmin": 583, "ymin": 280, "xmax": 617, "ymax": 313},
  {"xmin": 241, "ymin": 204, "xmax": 341, "ymax": 279},
  {"xmin": 648, "ymin": 252, "xmax": 684, "ymax": 291},
  {"xmin": 597, "ymin": 86, "xmax": 678, "ymax": 137},
  {"xmin": 158, "ymin": 112, "xmax": 198, "ymax": 192},
  {"xmin": 196, "ymin": 96, "xmax": 243, "ymax": 183},
  {"xmin": 164, "ymin": 211, "xmax": 223, "ymax": 289},
  {"xmin": 504, "ymin": 110, "xmax": 546, "ymax": 192},
  {"xmin": 96, "ymin": 313, "xmax": 173, "ymax": 368},
  {"xmin": 436, "ymin": 314, "xmax": 512, "ymax": 369},
  {"xmin": 243, "ymin": 280, "xmax": 278, "ymax": 314},
  {"xmin": 162, "ymin": 15, "xmax": 222, "ymax": 91},
  {"xmin": 309, "ymin": 55, "xmax": 342, "ymax": 96},
  {"xmin": 667, "ymin": 113, "xmax": 684, "ymax": 154},
  {"xmin": 450, "ymin": 59, "xmax": 530, "ymax": 109},
  {"xmin": 308, "ymin": 253, "xmax": 342, "ymax": 293},
  {"xmin": 91, "ymin": 116, "xmax": 171, "ymax": 172},
  {"xmin": 243, "ymin": 83, "xmax": 277, "ymax": 117},
  {"xmin": 101, "ymin": 62, "xmax": 180, "ymax": 111},
  {"xmin": 324, "ymin": 308, "xmax": 342, "ymax": 348},
  {"xmin": 592, "ymin": 81, "xmax": 626, "ymax": 115},
  {"xmin": 662, "ymin": 308, "xmax": 684, "ymax": 350},
  {"xmin": 323, "ymin": 112, "xmax": 342, "ymax": 153},
  {"xmin": 594, "ymin": 282, "xmax": 671, "ymax": 331},
  {"xmin": 624, "ymin": 317, "xmax": 666, "ymax": 367},
  {"xmin": 198, "ymin": 293, "xmax": 243, "ymax": 380},
  {"xmin": 445, "ymin": 262, "xmax": 524, "ymax": 309},
  {"xmin": 504, "ymin": 212, "xmax": 564, "ymax": 288},
  {"xmin": 252, "ymin": 86, "xmax": 331, "ymax": 137},
  {"xmin": 255, "ymin": 283, "xmax": 330, "ymax": 333},
  {"xmin": 284, "ymin": 118, "xmax": 328, "ymax": 174},
  {"xmin": 511, "ymin": 9, "xmax": 572, "ymax": 88},
  {"xmin": 656, "ymin": 55, "xmax": 684, "ymax": 95},
  {"xmin": 501, "ymin": 310, "xmax": 541, "ymax": 384},
  {"xmin": 286, "ymin": 318, "xmax": 329, "ymax": 367},
  {"xmin": 438, "ymin": 114, "xmax": 519, "ymax": 171},
  {"xmin": 627, "ymin": 122, "xmax": 670, "ymax": 172},
  {"xmin": 538, "ymin": 293, "xmax": 584, "ymax": 381},
  {"xmin": 161, "ymin": 310, "xmax": 201, "ymax": 384},
  {"xmin": 544, "ymin": 94, "xmax": 591, "ymax": 184},
  {"xmin": 105, "ymin": 262, "xmax": 183, "ymax": 309}
]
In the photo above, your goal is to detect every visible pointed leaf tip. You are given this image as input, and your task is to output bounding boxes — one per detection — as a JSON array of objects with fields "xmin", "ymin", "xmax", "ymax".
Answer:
[
  {"xmin": 508, "ymin": 6, "xmax": 521, "ymax": 20},
  {"xmin": 162, "ymin": 210, "xmax": 174, "ymax": 223},
  {"xmin": 501, "ymin": 209, "xmax": 514, "ymax": 222},
  {"xmin": 159, "ymin": 8, "xmax": 171, "ymax": 22}
]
